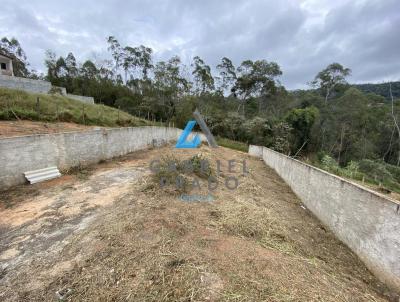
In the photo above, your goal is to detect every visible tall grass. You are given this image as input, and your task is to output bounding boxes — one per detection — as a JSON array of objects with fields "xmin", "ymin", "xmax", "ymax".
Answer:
[
  {"xmin": 313, "ymin": 154, "xmax": 400, "ymax": 194},
  {"xmin": 216, "ymin": 137, "xmax": 249, "ymax": 152},
  {"xmin": 0, "ymin": 87, "xmax": 150, "ymax": 127}
]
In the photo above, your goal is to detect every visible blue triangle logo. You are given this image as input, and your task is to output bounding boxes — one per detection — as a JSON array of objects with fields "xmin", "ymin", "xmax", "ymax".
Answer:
[{"xmin": 175, "ymin": 120, "xmax": 201, "ymax": 149}]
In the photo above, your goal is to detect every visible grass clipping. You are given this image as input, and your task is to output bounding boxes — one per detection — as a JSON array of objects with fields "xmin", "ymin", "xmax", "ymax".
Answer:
[
  {"xmin": 150, "ymin": 154, "xmax": 214, "ymax": 194},
  {"xmin": 211, "ymin": 201, "xmax": 294, "ymax": 255}
]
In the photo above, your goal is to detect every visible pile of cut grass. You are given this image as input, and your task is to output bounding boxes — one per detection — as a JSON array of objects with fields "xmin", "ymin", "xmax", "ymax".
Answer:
[
  {"xmin": 210, "ymin": 202, "xmax": 295, "ymax": 255},
  {"xmin": 151, "ymin": 154, "xmax": 214, "ymax": 193},
  {"xmin": 0, "ymin": 87, "xmax": 150, "ymax": 127}
]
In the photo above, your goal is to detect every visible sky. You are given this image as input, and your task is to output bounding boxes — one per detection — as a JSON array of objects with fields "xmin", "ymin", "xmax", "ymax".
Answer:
[{"xmin": 0, "ymin": 0, "xmax": 399, "ymax": 89}]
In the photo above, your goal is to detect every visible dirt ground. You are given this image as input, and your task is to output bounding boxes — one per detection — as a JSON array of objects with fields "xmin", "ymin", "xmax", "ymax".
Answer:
[
  {"xmin": 0, "ymin": 145, "xmax": 397, "ymax": 301},
  {"xmin": 0, "ymin": 120, "xmax": 100, "ymax": 138}
]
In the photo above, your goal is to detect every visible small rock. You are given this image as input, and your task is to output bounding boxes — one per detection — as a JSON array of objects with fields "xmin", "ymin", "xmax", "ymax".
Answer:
[{"xmin": 55, "ymin": 288, "xmax": 72, "ymax": 300}]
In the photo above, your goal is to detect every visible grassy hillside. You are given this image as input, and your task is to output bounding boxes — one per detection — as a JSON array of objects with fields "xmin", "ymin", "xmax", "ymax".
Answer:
[
  {"xmin": 216, "ymin": 136, "xmax": 249, "ymax": 152},
  {"xmin": 0, "ymin": 88, "xmax": 150, "ymax": 127}
]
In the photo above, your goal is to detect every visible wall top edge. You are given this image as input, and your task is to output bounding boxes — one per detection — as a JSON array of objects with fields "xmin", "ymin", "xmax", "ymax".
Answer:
[
  {"xmin": 0, "ymin": 126, "xmax": 181, "ymax": 142},
  {"xmin": 251, "ymin": 144, "xmax": 400, "ymax": 207}
]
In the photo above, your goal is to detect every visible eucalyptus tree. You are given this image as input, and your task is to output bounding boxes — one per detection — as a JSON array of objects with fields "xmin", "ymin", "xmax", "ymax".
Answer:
[
  {"xmin": 80, "ymin": 60, "xmax": 98, "ymax": 80},
  {"xmin": 311, "ymin": 63, "xmax": 351, "ymax": 104},
  {"xmin": 191, "ymin": 56, "xmax": 214, "ymax": 94},
  {"xmin": 233, "ymin": 59, "xmax": 282, "ymax": 114},
  {"xmin": 216, "ymin": 57, "xmax": 237, "ymax": 94},
  {"xmin": 137, "ymin": 45, "xmax": 153, "ymax": 80},
  {"xmin": 154, "ymin": 56, "xmax": 190, "ymax": 119},
  {"xmin": 0, "ymin": 37, "xmax": 30, "ymax": 77},
  {"xmin": 122, "ymin": 46, "xmax": 139, "ymax": 83},
  {"xmin": 107, "ymin": 36, "xmax": 123, "ymax": 79},
  {"xmin": 65, "ymin": 52, "xmax": 78, "ymax": 78}
]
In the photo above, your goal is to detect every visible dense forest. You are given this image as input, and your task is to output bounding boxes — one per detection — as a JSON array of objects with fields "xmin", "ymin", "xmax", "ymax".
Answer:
[{"xmin": 2, "ymin": 36, "xmax": 400, "ymax": 191}]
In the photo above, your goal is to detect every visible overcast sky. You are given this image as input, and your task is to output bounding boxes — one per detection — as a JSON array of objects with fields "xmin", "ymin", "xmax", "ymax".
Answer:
[{"xmin": 0, "ymin": 0, "xmax": 399, "ymax": 89}]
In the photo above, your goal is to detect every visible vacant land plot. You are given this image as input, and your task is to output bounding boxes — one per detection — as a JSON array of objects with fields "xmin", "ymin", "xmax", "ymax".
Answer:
[{"xmin": 0, "ymin": 145, "xmax": 394, "ymax": 301}]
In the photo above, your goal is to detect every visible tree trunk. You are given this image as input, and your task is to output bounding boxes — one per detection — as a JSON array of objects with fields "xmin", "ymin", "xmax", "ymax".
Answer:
[
  {"xmin": 389, "ymin": 83, "xmax": 400, "ymax": 166},
  {"xmin": 338, "ymin": 125, "xmax": 346, "ymax": 164},
  {"xmin": 325, "ymin": 88, "xmax": 330, "ymax": 104},
  {"xmin": 383, "ymin": 126, "xmax": 395, "ymax": 161}
]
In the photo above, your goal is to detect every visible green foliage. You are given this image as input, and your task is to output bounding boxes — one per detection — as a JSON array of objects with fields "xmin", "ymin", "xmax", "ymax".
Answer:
[
  {"xmin": 311, "ymin": 62, "xmax": 351, "ymax": 102},
  {"xmin": 216, "ymin": 137, "xmax": 249, "ymax": 152},
  {"xmin": 271, "ymin": 122, "xmax": 292, "ymax": 154},
  {"xmin": 114, "ymin": 96, "xmax": 140, "ymax": 115},
  {"xmin": 216, "ymin": 57, "xmax": 236, "ymax": 93},
  {"xmin": 4, "ymin": 35, "xmax": 400, "ymax": 195},
  {"xmin": 320, "ymin": 154, "xmax": 340, "ymax": 172},
  {"xmin": 315, "ymin": 155, "xmax": 400, "ymax": 193},
  {"xmin": 0, "ymin": 87, "xmax": 149, "ymax": 127},
  {"xmin": 358, "ymin": 160, "xmax": 394, "ymax": 184},
  {"xmin": 233, "ymin": 59, "xmax": 282, "ymax": 114},
  {"xmin": 354, "ymin": 81, "xmax": 400, "ymax": 100},
  {"xmin": 285, "ymin": 106, "xmax": 319, "ymax": 153},
  {"xmin": 242, "ymin": 117, "xmax": 271, "ymax": 146},
  {"xmin": 0, "ymin": 37, "xmax": 32, "ymax": 77},
  {"xmin": 192, "ymin": 56, "xmax": 214, "ymax": 94}
]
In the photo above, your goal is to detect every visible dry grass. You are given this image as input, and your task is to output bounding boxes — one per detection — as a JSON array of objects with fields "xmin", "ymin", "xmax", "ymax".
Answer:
[
  {"xmin": 0, "ymin": 145, "xmax": 395, "ymax": 301},
  {"xmin": 150, "ymin": 153, "xmax": 215, "ymax": 194},
  {"xmin": 211, "ymin": 202, "xmax": 295, "ymax": 255}
]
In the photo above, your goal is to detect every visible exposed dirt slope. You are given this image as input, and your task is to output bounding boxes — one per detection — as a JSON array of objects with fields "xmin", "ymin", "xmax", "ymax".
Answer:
[{"xmin": 0, "ymin": 145, "xmax": 395, "ymax": 301}]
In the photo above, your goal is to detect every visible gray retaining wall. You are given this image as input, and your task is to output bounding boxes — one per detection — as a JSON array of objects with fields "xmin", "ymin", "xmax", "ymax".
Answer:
[
  {"xmin": 0, "ymin": 127, "xmax": 182, "ymax": 190},
  {"xmin": 0, "ymin": 75, "xmax": 94, "ymax": 104},
  {"xmin": 66, "ymin": 94, "xmax": 94, "ymax": 104},
  {"xmin": 249, "ymin": 145, "xmax": 400, "ymax": 292},
  {"xmin": 0, "ymin": 74, "xmax": 51, "ymax": 94}
]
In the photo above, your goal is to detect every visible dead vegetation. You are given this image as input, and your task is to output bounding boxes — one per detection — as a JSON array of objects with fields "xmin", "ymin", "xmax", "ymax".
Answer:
[
  {"xmin": 150, "ymin": 153, "xmax": 214, "ymax": 194},
  {"xmin": 0, "ymin": 145, "xmax": 396, "ymax": 301}
]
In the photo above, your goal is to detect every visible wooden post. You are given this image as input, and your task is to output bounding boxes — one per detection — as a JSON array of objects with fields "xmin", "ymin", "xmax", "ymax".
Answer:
[
  {"xmin": 6, "ymin": 100, "xmax": 10, "ymax": 119},
  {"xmin": 36, "ymin": 97, "xmax": 40, "ymax": 116},
  {"xmin": 56, "ymin": 103, "xmax": 59, "ymax": 121},
  {"xmin": 118, "ymin": 106, "xmax": 120, "ymax": 122},
  {"xmin": 82, "ymin": 104, "xmax": 85, "ymax": 124}
]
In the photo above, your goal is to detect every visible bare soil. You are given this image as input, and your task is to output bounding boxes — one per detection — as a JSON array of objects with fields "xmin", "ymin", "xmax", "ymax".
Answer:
[
  {"xmin": 0, "ymin": 121, "xmax": 100, "ymax": 138},
  {"xmin": 0, "ymin": 145, "xmax": 397, "ymax": 301}
]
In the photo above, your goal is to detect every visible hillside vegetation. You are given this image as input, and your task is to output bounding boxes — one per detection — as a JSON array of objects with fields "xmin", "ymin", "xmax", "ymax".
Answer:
[
  {"xmin": 353, "ymin": 81, "xmax": 400, "ymax": 100},
  {"xmin": 3, "ymin": 36, "xmax": 400, "ymax": 195},
  {"xmin": 0, "ymin": 88, "xmax": 149, "ymax": 127}
]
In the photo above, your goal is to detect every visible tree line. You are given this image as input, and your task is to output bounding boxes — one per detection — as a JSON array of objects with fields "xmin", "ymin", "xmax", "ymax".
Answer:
[{"xmin": 2, "ymin": 36, "xmax": 400, "ymax": 184}]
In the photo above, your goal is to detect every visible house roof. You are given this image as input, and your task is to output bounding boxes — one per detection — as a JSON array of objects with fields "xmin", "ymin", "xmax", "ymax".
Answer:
[{"xmin": 0, "ymin": 52, "xmax": 13, "ymax": 60}]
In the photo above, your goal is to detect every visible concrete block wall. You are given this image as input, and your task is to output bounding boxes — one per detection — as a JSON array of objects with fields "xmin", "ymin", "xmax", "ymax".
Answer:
[
  {"xmin": 0, "ymin": 127, "xmax": 181, "ymax": 190},
  {"xmin": 0, "ymin": 75, "xmax": 94, "ymax": 104},
  {"xmin": 0, "ymin": 74, "xmax": 51, "ymax": 94},
  {"xmin": 66, "ymin": 94, "xmax": 95, "ymax": 104},
  {"xmin": 52, "ymin": 86, "xmax": 67, "ymax": 95},
  {"xmin": 249, "ymin": 145, "xmax": 400, "ymax": 292}
]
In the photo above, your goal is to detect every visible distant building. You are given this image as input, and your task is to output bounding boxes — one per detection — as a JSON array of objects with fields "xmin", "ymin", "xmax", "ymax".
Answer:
[
  {"xmin": 0, "ymin": 53, "xmax": 14, "ymax": 76},
  {"xmin": 0, "ymin": 52, "xmax": 94, "ymax": 104}
]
